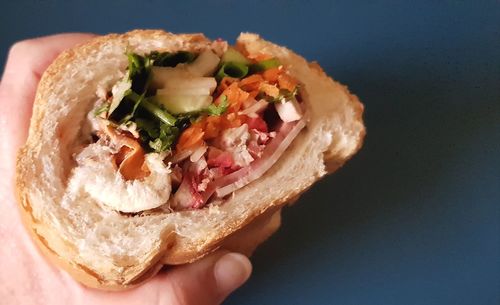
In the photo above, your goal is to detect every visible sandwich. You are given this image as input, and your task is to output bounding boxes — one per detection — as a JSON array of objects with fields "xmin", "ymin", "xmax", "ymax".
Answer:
[{"xmin": 15, "ymin": 30, "xmax": 365, "ymax": 290}]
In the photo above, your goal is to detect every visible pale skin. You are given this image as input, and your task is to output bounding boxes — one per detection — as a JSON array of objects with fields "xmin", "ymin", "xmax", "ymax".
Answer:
[{"xmin": 0, "ymin": 33, "xmax": 252, "ymax": 305}]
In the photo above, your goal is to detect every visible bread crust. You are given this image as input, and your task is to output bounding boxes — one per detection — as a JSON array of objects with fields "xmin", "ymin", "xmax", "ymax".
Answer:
[{"xmin": 15, "ymin": 30, "xmax": 365, "ymax": 290}]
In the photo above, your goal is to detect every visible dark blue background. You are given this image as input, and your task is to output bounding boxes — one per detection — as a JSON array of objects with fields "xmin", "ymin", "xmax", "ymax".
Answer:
[{"xmin": 1, "ymin": 1, "xmax": 498, "ymax": 304}]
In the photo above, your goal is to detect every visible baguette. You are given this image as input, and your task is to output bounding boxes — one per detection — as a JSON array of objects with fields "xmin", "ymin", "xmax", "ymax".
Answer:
[{"xmin": 15, "ymin": 30, "xmax": 365, "ymax": 290}]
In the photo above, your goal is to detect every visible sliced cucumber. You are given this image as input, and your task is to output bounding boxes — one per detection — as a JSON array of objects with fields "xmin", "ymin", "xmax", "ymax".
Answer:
[
  {"xmin": 153, "ymin": 94, "xmax": 213, "ymax": 114},
  {"xmin": 221, "ymin": 47, "xmax": 250, "ymax": 65}
]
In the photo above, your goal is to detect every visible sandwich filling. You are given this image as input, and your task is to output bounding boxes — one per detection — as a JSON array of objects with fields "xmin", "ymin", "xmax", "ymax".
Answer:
[{"xmin": 77, "ymin": 41, "xmax": 305, "ymax": 213}]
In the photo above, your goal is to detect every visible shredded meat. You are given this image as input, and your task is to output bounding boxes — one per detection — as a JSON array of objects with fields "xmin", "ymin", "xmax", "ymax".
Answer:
[{"xmin": 103, "ymin": 125, "xmax": 150, "ymax": 180}]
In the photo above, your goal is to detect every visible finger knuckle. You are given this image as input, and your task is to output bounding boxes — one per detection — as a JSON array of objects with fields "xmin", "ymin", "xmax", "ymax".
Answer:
[{"xmin": 8, "ymin": 39, "xmax": 40, "ymax": 58}]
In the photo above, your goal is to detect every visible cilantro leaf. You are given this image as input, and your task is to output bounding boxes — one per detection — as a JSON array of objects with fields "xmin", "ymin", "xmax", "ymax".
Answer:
[
  {"xmin": 126, "ymin": 52, "xmax": 153, "ymax": 94},
  {"xmin": 135, "ymin": 118, "xmax": 160, "ymax": 138},
  {"xmin": 126, "ymin": 53, "xmax": 143, "ymax": 78},
  {"xmin": 136, "ymin": 119, "xmax": 180, "ymax": 153},
  {"xmin": 148, "ymin": 124, "xmax": 180, "ymax": 153},
  {"xmin": 148, "ymin": 138, "xmax": 168, "ymax": 152},
  {"xmin": 107, "ymin": 51, "xmax": 204, "ymax": 153},
  {"xmin": 147, "ymin": 51, "xmax": 196, "ymax": 67},
  {"xmin": 112, "ymin": 56, "xmax": 156, "ymax": 125}
]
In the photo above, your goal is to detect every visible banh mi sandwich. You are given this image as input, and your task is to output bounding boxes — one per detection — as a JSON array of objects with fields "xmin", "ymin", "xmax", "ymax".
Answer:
[{"xmin": 16, "ymin": 30, "xmax": 365, "ymax": 290}]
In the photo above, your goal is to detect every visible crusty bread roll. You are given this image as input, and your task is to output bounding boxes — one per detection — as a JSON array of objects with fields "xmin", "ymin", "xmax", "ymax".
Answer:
[{"xmin": 15, "ymin": 30, "xmax": 365, "ymax": 290}]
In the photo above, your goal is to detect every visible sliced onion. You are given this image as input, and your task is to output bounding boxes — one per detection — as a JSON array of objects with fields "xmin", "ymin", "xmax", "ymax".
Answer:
[
  {"xmin": 214, "ymin": 118, "xmax": 305, "ymax": 197},
  {"xmin": 190, "ymin": 145, "xmax": 208, "ymax": 162},
  {"xmin": 186, "ymin": 50, "xmax": 221, "ymax": 77},
  {"xmin": 275, "ymin": 98, "xmax": 303, "ymax": 122},
  {"xmin": 169, "ymin": 149, "xmax": 194, "ymax": 164},
  {"xmin": 198, "ymin": 119, "xmax": 305, "ymax": 201},
  {"xmin": 150, "ymin": 66, "xmax": 191, "ymax": 88},
  {"xmin": 161, "ymin": 77, "xmax": 217, "ymax": 93}
]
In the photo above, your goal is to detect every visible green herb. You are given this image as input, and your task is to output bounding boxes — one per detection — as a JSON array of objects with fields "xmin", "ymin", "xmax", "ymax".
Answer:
[
  {"xmin": 136, "ymin": 119, "xmax": 180, "ymax": 153},
  {"xmin": 140, "ymin": 98, "xmax": 177, "ymax": 126},
  {"xmin": 105, "ymin": 50, "xmax": 206, "ymax": 153},
  {"xmin": 109, "ymin": 53, "xmax": 152, "ymax": 124},
  {"xmin": 263, "ymin": 87, "xmax": 299, "ymax": 103},
  {"xmin": 150, "ymin": 124, "xmax": 179, "ymax": 152},
  {"xmin": 93, "ymin": 103, "xmax": 110, "ymax": 116},
  {"xmin": 249, "ymin": 58, "xmax": 281, "ymax": 73},
  {"xmin": 148, "ymin": 125, "xmax": 179, "ymax": 152},
  {"xmin": 146, "ymin": 51, "xmax": 170, "ymax": 66},
  {"xmin": 149, "ymin": 138, "xmax": 167, "ymax": 152},
  {"xmin": 280, "ymin": 87, "xmax": 299, "ymax": 100},
  {"xmin": 127, "ymin": 53, "xmax": 143, "ymax": 78},
  {"xmin": 135, "ymin": 118, "xmax": 159, "ymax": 138},
  {"xmin": 126, "ymin": 52, "xmax": 154, "ymax": 93},
  {"xmin": 206, "ymin": 95, "xmax": 228, "ymax": 116},
  {"xmin": 175, "ymin": 112, "xmax": 202, "ymax": 124},
  {"xmin": 148, "ymin": 51, "xmax": 196, "ymax": 67},
  {"xmin": 117, "ymin": 90, "xmax": 142, "ymax": 124},
  {"xmin": 216, "ymin": 62, "xmax": 249, "ymax": 81},
  {"xmin": 112, "ymin": 54, "xmax": 155, "ymax": 124}
]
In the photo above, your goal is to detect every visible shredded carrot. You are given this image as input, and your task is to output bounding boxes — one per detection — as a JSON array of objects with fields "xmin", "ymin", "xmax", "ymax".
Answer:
[
  {"xmin": 247, "ymin": 90, "xmax": 260, "ymax": 99},
  {"xmin": 219, "ymin": 82, "xmax": 250, "ymax": 113},
  {"xmin": 177, "ymin": 126, "xmax": 205, "ymax": 151},
  {"xmin": 262, "ymin": 67, "xmax": 281, "ymax": 83},
  {"xmin": 182, "ymin": 111, "xmax": 248, "ymax": 145},
  {"xmin": 239, "ymin": 74, "xmax": 264, "ymax": 91},
  {"xmin": 225, "ymin": 113, "xmax": 246, "ymax": 128},
  {"xmin": 114, "ymin": 146, "xmax": 131, "ymax": 167},
  {"xmin": 204, "ymin": 116, "xmax": 223, "ymax": 139},
  {"xmin": 259, "ymin": 83, "xmax": 280, "ymax": 98},
  {"xmin": 174, "ymin": 53, "xmax": 297, "ymax": 154},
  {"xmin": 278, "ymin": 73, "xmax": 298, "ymax": 92},
  {"xmin": 217, "ymin": 77, "xmax": 238, "ymax": 96}
]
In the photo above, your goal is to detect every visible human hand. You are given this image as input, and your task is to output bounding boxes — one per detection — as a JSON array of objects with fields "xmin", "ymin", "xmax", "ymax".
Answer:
[{"xmin": 0, "ymin": 33, "xmax": 252, "ymax": 305}]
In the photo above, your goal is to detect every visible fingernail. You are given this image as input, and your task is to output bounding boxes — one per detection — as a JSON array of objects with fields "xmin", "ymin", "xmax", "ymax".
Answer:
[{"xmin": 214, "ymin": 252, "xmax": 252, "ymax": 294}]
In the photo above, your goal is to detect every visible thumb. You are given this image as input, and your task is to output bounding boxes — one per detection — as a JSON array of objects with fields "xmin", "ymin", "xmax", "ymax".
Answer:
[
  {"xmin": 159, "ymin": 251, "xmax": 252, "ymax": 305},
  {"xmin": 83, "ymin": 251, "xmax": 252, "ymax": 305}
]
